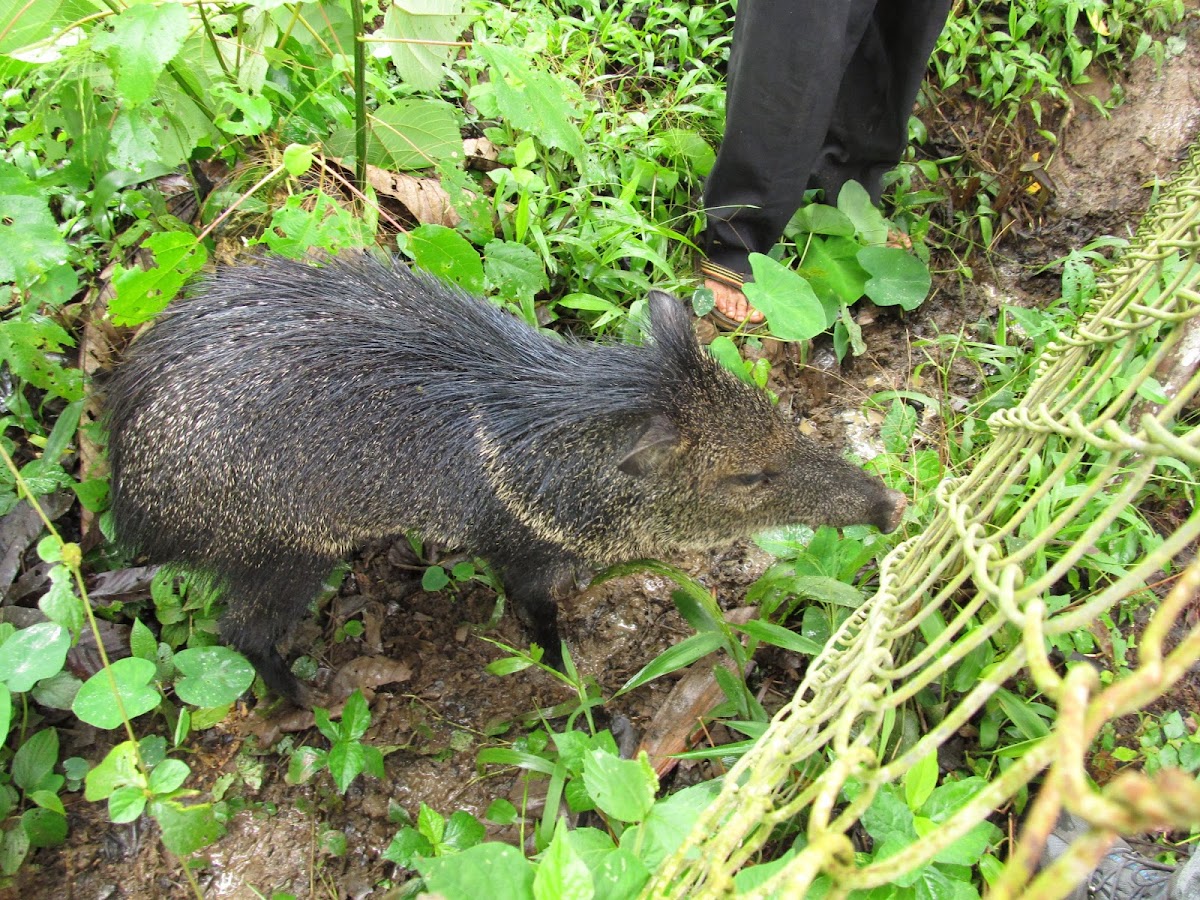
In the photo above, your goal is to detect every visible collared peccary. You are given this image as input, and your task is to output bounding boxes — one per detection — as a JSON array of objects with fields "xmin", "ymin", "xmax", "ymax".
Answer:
[{"xmin": 105, "ymin": 254, "xmax": 906, "ymax": 705}]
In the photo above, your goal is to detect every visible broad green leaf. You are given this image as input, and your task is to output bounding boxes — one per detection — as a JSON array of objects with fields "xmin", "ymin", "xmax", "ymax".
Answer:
[
  {"xmin": 0, "ymin": 161, "xmax": 69, "ymax": 289},
  {"xmin": 383, "ymin": 827, "xmax": 435, "ymax": 867},
  {"xmin": 708, "ymin": 335, "xmax": 754, "ymax": 385},
  {"xmin": 149, "ymin": 797, "xmax": 224, "ymax": 856},
  {"xmin": 21, "ymin": 807, "xmax": 67, "ymax": 848},
  {"xmin": 172, "ymin": 646, "xmax": 255, "ymax": 708},
  {"xmin": 108, "ymin": 232, "xmax": 207, "ymax": 326},
  {"xmin": 0, "ymin": 685, "xmax": 9, "ymax": 745},
  {"xmin": 73, "ymin": 657, "xmax": 161, "ymax": 729},
  {"xmin": 477, "ymin": 44, "xmax": 586, "ymax": 162},
  {"xmin": 484, "ymin": 240, "xmax": 548, "ymax": 305},
  {"xmin": 535, "ymin": 818, "xmax": 594, "ymax": 900},
  {"xmin": 340, "ymin": 690, "xmax": 372, "ymax": 741},
  {"xmin": 417, "ymin": 843, "xmax": 535, "ymax": 900},
  {"xmin": 12, "ymin": 728, "xmax": 58, "ymax": 793},
  {"xmin": 255, "ymin": 192, "xmax": 375, "ymax": 257},
  {"xmin": 442, "ymin": 810, "xmax": 487, "ymax": 852},
  {"xmin": 92, "ymin": 3, "xmax": 190, "ymax": 107},
  {"xmin": 858, "ymin": 246, "xmax": 932, "ymax": 311},
  {"xmin": 147, "ymin": 758, "xmax": 191, "ymax": 795},
  {"xmin": 130, "ymin": 618, "xmax": 157, "ymax": 662},
  {"xmin": 328, "ymin": 740, "xmax": 366, "ymax": 793},
  {"xmin": 0, "ymin": 623, "xmax": 69, "ymax": 692},
  {"xmin": 582, "ymin": 751, "xmax": 657, "ymax": 824},
  {"xmin": 836, "ymin": 180, "xmax": 889, "ymax": 245},
  {"xmin": 108, "ymin": 785, "xmax": 148, "ymax": 824},
  {"xmin": 369, "ymin": 99, "xmax": 461, "ymax": 170},
  {"xmin": 619, "ymin": 780, "xmax": 721, "ymax": 871},
  {"xmin": 799, "ymin": 236, "xmax": 869, "ymax": 312},
  {"xmin": 789, "ymin": 203, "xmax": 856, "ymax": 237},
  {"xmin": 380, "ymin": 0, "xmax": 465, "ymax": 91},
  {"xmin": 408, "ymin": 223, "xmax": 485, "ymax": 293},
  {"xmin": 85, "ymin": 741, "xmax": 143, "ymax": 802},
  {"xmin": 743, "ymin": 254, "xmax": 826, "ymax": 342},
  {"xmin": 652, "ymin": 129, "xmax": 715, "ymax": 175},
  {"xmin": 904, "ymin": 751, "xmax": 939, "ymax": 812}
]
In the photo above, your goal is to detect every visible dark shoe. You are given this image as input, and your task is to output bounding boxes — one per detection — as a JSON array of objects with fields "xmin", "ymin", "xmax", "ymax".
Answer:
[{"xmin": 1043, "ymin": 813, "xmax": 1193, "ymax": 900}]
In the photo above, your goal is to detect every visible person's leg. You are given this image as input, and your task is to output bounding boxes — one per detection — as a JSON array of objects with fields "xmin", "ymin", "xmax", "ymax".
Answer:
[
  {"xmin": 702, "ymin": 0, "xmax": 873, "ymax": 324},
  {"xmin": 809, "ymin": 0, "xmax": 952, "ymax": 205}
]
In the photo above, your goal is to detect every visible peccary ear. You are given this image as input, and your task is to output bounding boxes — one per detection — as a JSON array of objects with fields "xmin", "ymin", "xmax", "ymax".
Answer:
[
  {"xmin": 646, "ymin": 290, "xmax": 696, "ymax": 348},
  {"xmin": 618, "ymin": 415, "xmax": 681, "ymax": 476}
]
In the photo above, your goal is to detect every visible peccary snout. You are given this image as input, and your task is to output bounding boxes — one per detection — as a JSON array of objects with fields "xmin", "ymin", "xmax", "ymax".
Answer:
[{"xmin": 104, "ymin": 255, "xmax": 907, "ymax": 705}]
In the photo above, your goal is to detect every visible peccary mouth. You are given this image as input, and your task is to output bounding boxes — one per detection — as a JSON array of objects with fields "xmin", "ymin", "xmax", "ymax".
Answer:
[{"xmin": 876, "ymin": 489, "xmax": 908, "ymax": 534}]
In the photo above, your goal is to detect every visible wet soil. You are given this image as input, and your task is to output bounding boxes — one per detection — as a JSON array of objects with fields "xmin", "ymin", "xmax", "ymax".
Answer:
[{"xmin": 13, "ymin": 18, "xmax": 1200, "ymax": 900}]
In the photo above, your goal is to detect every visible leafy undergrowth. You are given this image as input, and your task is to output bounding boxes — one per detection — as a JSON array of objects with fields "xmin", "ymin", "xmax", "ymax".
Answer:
[{"xmin": 1, "ymin": 0, "xmax": 1196, "ymax": 896}]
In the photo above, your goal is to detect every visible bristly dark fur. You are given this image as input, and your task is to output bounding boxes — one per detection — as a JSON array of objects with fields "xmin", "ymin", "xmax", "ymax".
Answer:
[{"xmin": 105, "ymin": 253, "xmax": 905, "ymax": 705}]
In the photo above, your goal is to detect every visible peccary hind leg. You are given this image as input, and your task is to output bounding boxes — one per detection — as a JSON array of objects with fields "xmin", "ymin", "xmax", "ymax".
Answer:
[{"xmin": 217, "ymin": 553, "xmax": 339, "ymax": 706}]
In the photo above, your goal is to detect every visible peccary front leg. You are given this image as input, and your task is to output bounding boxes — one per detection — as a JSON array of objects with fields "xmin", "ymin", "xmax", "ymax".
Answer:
[
  {"xmin": 489, "ymin": 545, "xmax": 588, "ymax": 669},
  {"xmin": 217, "ymin": 553, "xmax": 339, "ymax": 706}
]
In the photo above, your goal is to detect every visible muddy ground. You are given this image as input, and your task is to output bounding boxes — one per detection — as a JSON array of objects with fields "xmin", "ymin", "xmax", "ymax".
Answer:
[{"xmin": 11, "ymin": 17, "xmax": 1200, "ymax": 900}]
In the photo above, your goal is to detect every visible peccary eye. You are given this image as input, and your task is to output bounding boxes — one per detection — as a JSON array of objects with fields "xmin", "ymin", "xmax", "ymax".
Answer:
[{"xmin": 727, "ymin": 471, "xmax": 771, "ymax": 487}]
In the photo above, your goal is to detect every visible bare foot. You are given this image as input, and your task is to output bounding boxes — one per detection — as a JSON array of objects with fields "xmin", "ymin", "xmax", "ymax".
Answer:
[
  {"xmin": 886, "ymin": 229, "xmax": 912, "ymax": 250},
  {"xmin": 707, "ymin": 277, "xmax": 765, "ymax": 325}
]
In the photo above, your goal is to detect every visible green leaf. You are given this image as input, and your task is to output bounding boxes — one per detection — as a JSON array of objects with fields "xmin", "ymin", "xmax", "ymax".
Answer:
[
  {"xmin": 130, "ymin": 618, "xmax": 158, "ymax": 662},
  {"xmin": 73, "ymin": 657, "xmax": 161, "ymax": 729},
  {"xmin": 790, "ymin": 203, "xmax": 856, "ymax": 237},
  {"xmin": 327, "ymin": 741, "xmax": 366, "ymax": 793},
  {"xmin": 0, "ymin": 825, "xmax": 30, "ymax": 877},
  {"xmin": 147, "ymin": 758, "xmax": 190, "ymax": 795},
  {"xmin": 0, "ymin": 161, "xmax": 69, "ymax": 290},
  {"xmin": 254, "ymin": 192, "xmax": 376, "ymax": 257},
  {"xmin": 21, "ymin": 807, "xmax": 67, "ymax": 848},
  {"xmin": 92, "ymin": 3, "xmax": 190, "ymax": 107},
  {"xmin": 743, "ymin": 254, "xmax": 826, "ymax": 342},
  {"xmin": 172, "ymin": 646, "xmax": 255, "ymax": 707},
  {"xmin": 733, "ymin": 620, "xmax": 822, "ymax": 655},
  {"xmin": 904, "ymin": 751, "xmax": 939, "ymax": 812},
  {"xmin": 994, "ymin": 688, "xmax": 1051, "ymax": 740},
  {"xmin": 108, "ymin": 785, "xmax": 148, "ymax": 824},
  {"xmin": 12, "ymin": 728, "xmax": 58, "ymax": 793},
  {"xmin": 408, "ymin": 223, "xmax": 485, "ymax": 294},
  {"xmin": 369, "ymin": 99, "xmax": 462, "ymax": 170},
  {"xmin": 477, "ymin": 44, "xmax": 586, "ymax": 162},
  {"xmin": 417, "ymin": 802, "xmax": 446, "ymax": 844},
  {"xmin": 615, "ymin": 631, "xmax": 726, "ymax": 696},
  {"xmin": 582, "ymin": 750, "xmax": 657, "ymax": 824},
  {"xmin": 108, "ymin": 232, "xmax": 208, "ymax": 327},
  {"xmin": 380, "ymin": 0, "xmax": 466, "ymax": 91},
  {"xmin": 798, "ymin": 236, "xmax": 870, "ymax": 313},
  {"xmin": 383, "ymin": 827, "xmax": 435, "ymax": 868},
  {"xmin": 882, "ymin": 399, "xmax": 919, "ymax": 453},
  {"xmin": 484, "ymin": 240, "xmax": 548, "ymax": 305},
  {"xmin": 652, "ymin": 129, "xmax": 715, "ymax": 175},
  {"xmin": 422, "ymin": 565, "xmax": 451, "ymax": 592},
  {"xmin": 858, "ymin": 246, "xmax": 932, "ymax": 311},
  {"xmin": 85, "ymin": 741, "xmax": 143, "ymax": 802},
  {"xmin": 0, "ymin": 685, "xmax": 10, "ymax": 745},
  {"xmin": 286, "ymin": 746, "xmax": 327, "ymax": 786},
  {"xmin": 282, "ymin": 143, "xmax": 315, "ymax": 177},
  {"xmin": 442, "ymin": 810, "xmax": 487, "ymax": 853},
  {"xmin": 836, "ymin": 180, "xmax": 889, "ymax": 244},
  {"xmin": 149, "ymin": 797, "xmax": 224, "ymax": 856},
  {"xmin": 707, "ymin": 335, "xmax": 754, "ymax": 384},
  {"xmin": 0, "ymin": 623, "xmax": 70, "ymax": 692},
  {"xmin": 340, "ymin": 690, "xmax": 372, "ymax": 741},
  {"xmin": 417, "ymin": 843, "xmax": 535, "ymax": 899},
  {"xmin": 535, "ymin": 818, "xmax": 594, "ymax": 900}
]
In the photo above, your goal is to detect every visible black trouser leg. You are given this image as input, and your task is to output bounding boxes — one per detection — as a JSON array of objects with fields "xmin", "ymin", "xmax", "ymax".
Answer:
[
  {"xmin": 701, "ymin": 0, "xmax": 951, "ymax": 276},
  {"xmin": 810, "ymin": 0, "xmax": 953, "ymax": 205}
]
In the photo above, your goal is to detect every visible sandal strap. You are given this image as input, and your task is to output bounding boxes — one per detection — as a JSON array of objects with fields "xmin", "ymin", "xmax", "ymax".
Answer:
[{"xmin": 698, "ymin": 259, "xmax": 747, "ymax": 289}]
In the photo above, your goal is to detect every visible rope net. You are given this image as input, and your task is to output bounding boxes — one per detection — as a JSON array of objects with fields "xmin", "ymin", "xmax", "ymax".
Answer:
[{"xmin": 643, "ymin": 138, "xmax": 1200, "ymax": 898}]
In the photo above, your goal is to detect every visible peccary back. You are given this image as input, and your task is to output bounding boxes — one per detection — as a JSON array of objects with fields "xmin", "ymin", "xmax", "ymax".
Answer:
[{"xmin": 106, "ymin": 254, "xmax": 905, "ymax": 704}]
